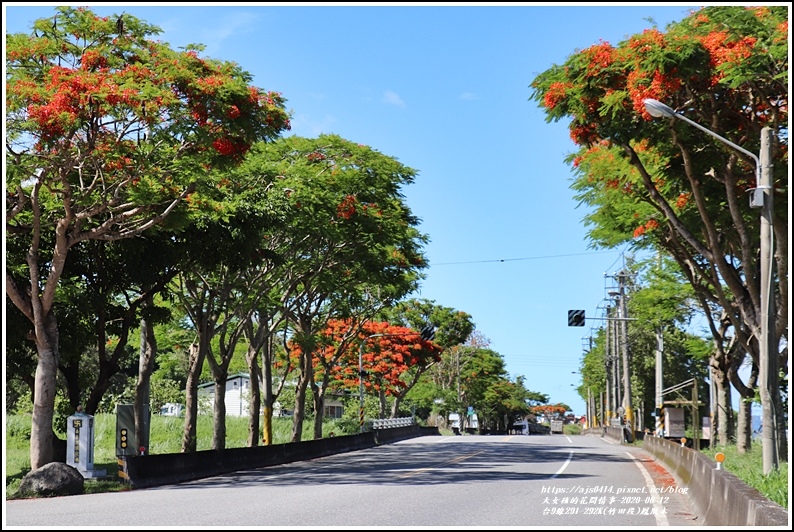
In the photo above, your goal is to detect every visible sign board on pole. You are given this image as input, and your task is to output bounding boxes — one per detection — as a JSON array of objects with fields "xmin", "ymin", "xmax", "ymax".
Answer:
[
  {"xmin": 665, "ymin": 407, "xmax": 685, "ymax": 438},
  {"xmin": 701, "ymin": 417, "xmax": 711, "ymax": 440}
]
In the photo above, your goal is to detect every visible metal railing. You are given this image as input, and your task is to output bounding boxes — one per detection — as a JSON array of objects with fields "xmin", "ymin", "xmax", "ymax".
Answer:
[{"xmin": 370, "ymin": 417, "xmax": 415, "ymax": 430}]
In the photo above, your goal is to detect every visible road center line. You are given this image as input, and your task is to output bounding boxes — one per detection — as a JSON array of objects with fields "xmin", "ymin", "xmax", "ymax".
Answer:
[{"xmin": 397, "ymin": 450, "xmax": 485, "ymax": 478}]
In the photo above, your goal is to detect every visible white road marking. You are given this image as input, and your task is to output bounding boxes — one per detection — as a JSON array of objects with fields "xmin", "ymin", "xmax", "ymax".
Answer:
[{"xmin": 626, "ymin": 451, "xmax": 670, "ymax": 527}]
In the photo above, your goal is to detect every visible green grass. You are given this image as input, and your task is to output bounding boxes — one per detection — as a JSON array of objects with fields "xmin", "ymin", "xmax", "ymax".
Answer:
[
  {"xmin": 703, "ymin": 443, "xmax": 788, "ymax": 509},
  {"xmin": 5, "ymin": 412, "xmax": 353, "ymax": 499}
]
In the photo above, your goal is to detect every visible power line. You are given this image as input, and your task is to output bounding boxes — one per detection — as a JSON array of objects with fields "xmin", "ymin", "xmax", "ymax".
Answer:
[{"xmin": 432, "ymin": 250, "xmax": 618, "ymax": 266}]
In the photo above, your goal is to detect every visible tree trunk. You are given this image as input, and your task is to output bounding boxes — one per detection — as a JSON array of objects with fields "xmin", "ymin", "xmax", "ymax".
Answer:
[
  {"xmin": 712, "ymin": 362, "xmax": 734, "ymax": 446},
  {"xmin": 244, "ymin": 312, "xmax": 277, "ymax": 446},
  {"xmin": 30, "ymin": 312, "xmax": 60, "ymax": 471},
  {"xmin": 181, "ymin": 343, "xmax": 205, "ymax": 453},
  {"xmin": 390, "ymin": 396, "xmax": 401, "ymax": 418},
  {"xmin": 135, "ymin": 314, "xmax": 156, "ymax": 455},
  {"xmin": 211, "ymin": 379, "xmax": 228, "ymax": 450},
  {"xmin": 378, "ymin": 388, "xmax": 388, "ymax": 419},
  {"xmin": 312, "ymin": 383, "xmax": 324, "ymax": 440},
  {"xmin": 246, "ymin": 345, "xmax": 261, "ymax": 448},
  {"xmin": 261, "ymin": 338, "xmax": 275, "ymax": 446},
  {"xmin": 728, "ymin": 354, "xmax": 757, "ymax": 455},
  {"xmin": 774, "ymin": 385, "xmax": 787, "ymax": 462},
  {"xmin": 736, "ymin": 398, "xmax": 752, "ymax": 454},
  {"xmin": 291, "ymin": 344, "xmax": 312, "ymax": 443}
]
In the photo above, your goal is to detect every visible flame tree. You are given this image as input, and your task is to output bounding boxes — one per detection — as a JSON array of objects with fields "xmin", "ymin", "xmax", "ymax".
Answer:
[
  {"xmin": 298, "ymin": 318, "xmax": 442, "ymax": 420},
  {"xmin": 530, "ymin": 5, "xmax": 787, "ymax": 461},
  {"xmin": 5, "ymin": 6, "xmax": 290, "ymax": 469}
]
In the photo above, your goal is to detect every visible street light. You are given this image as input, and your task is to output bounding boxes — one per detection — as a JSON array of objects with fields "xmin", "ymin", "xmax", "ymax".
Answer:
[{"xmin": 643, "ymin": 98, "xmax": 777, "ymax": 473}]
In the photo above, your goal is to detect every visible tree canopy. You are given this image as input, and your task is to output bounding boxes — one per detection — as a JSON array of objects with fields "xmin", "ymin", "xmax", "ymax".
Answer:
[
  {"xmin": 5, "ymin": 6, "xmax": 291, "ymax": 469},
  {"xmin": 530, "ymin": 5, "xmax": 788, "ymax": 460}
]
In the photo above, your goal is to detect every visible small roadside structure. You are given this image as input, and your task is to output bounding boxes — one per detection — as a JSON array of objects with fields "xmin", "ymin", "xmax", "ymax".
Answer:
[{"xmin": 198, "ymin": 374, "xmax": 345, "ymax": 418}]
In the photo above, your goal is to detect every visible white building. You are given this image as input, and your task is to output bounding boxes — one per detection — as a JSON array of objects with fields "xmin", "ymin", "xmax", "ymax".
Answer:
[
  {"xmin": 198, "ymin": 373, "xmax": 251, "ymax": 417},
  {"xmin": 159, "ymin": 402, "xmax": 183, "ymax": 416},
  {"xmin": 197, "ymin": 373, "xmax": 346, "ymax": 418}
]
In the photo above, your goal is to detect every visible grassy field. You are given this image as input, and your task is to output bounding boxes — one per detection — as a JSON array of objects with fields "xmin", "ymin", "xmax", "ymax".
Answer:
[
  {"xmin": 5, "ymin": 413, "xmax": 787, "ymax": 508},
  {"xmin": 704, "ymin": 443, "xmax": 789, "ymax": 509},
  {"xmin": 5, "ymin": 412, "xmax": 352, "ymax": 499}
]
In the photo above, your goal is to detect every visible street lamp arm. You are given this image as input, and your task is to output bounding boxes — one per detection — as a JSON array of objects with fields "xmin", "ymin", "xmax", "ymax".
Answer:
[
  {"xmin": 644, "ymin": 97, "xmax": 778, "ymax": 473},
  {"xmin": 643, "ymin": 99, "xmax": 760, "ymax": 173}
]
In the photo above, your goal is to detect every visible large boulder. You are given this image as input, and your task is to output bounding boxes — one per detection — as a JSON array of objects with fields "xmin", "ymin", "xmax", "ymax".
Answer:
[{"xmin": 18, "ymin": 462, "xmax": 85, "ymax": 497}]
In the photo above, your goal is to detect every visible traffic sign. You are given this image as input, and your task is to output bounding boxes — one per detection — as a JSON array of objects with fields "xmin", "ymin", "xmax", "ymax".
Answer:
[{"xmin": 568, "ymin": 309, "xmax": 585, "ymax": 327}]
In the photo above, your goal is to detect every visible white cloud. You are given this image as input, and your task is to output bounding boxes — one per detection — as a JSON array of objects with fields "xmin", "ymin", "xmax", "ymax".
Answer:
[
  {"xmin": 187, "ymin": 11, "xmax": 261, "ymax": 55},
  {"xmin": 460, "ymin": 92, "xmax": 479, "ymax": 101},
  {"xmin": 382, "ymin": 90, "xmax": 406, "ymax": 108}
]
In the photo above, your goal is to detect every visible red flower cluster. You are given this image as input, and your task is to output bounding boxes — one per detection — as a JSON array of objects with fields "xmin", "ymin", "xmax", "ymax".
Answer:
[
  {"xmin": 569, "ymin": 122, "xmax": 599, "ymax": 145},
  {"xmin": 543, "ymin": 82, "xmax": 572, "ymax": 111},
  {"xmin": 633, "ymin": 219, "xmax": 660, "ymax": 238},
  {"xmin": 675, "ymin": 192, "xmax": 691, "ymax": 209},
  {"xmin": 336, "ymin": 195, "xmax": 357, "ymax": 219},
  {"xmin": 582, "ymin": 40, "xmax": 615, "ymax": 75},
  {"xmin": 80, "ymin": 49, "xmax": 108, "ymax": 71},
  {"xmin": 627, "ymin": 28, "xmax": 666, "ymax": 54},
  {"xmin": 697, "ymin": 31, "xmax": 757, "ymax": 83},
  {"xmin": 628, "ymin": 69, "xmax": 682, "ymax": 120},
  {"xmin": 212, "ymin": 137, "xmax": 249, "ymax": 158},
  {"xmin": 226, "ymin": 105, "xmax": 241, "ymax": 119}
]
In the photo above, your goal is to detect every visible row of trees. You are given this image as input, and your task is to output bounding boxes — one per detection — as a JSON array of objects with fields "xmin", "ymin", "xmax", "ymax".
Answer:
[
  {"xmin": 5, "ymin": 6, "xmax": 552, "ymax": 472},
  {"xmin": 531, "ymin": 5, "xmax": 788, "ymax": 469}
]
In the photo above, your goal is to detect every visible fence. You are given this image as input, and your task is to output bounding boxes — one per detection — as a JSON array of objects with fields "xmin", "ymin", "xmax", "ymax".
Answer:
[{"xmin": 370, "ymin": 417, "xmax": 415, "ymax": 430}]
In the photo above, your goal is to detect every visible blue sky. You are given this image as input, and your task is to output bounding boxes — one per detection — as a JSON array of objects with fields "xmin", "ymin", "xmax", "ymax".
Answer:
[{"xmin": 4, "ymin": 2, "xmax": 711, "ymax": 417}]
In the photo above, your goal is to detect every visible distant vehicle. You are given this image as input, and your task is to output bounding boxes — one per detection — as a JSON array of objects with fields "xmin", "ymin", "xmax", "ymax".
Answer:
[
  {"xmin": 550, "ymin": 420, "xmax": 564, "ymax": 434},
  {"xmin": 513, "ymin": 420, "xmax": 530, "ymax": 435}
]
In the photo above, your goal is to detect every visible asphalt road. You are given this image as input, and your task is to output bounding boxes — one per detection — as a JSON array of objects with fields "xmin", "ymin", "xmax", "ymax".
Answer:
[{"xmin": 5, "ymin": 433, "xmax": 701, "ymax": 528}]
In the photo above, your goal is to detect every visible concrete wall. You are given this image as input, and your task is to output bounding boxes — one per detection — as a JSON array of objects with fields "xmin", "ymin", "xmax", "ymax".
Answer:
[
  {"xmin": 642, "ymin": 435, "xmax": 788, "ymax": 526},
  {"xmin": 580, "ymin": 429, "xmax": 788, "ymax": 526},
  {"xmin": 124, "ymin": 425, "xmax": 439, "ymax": 489}
]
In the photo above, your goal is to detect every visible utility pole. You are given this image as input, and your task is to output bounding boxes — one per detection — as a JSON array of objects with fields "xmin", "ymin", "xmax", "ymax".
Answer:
[
  {"xmin": 758, "ymin": 127, "xmax": 779, "ymax": 473},
  {"xmin": 655, "ymin": 327, "xmax": 664, "ymax": 437},
  {"xmin": 611, "ymin": 305, "xmax": 621, "ymax": 423},
  {"xmin": 608, "ymin": 270, "xmax": 633, "ymax": 440},
  {"xmin": 604, "ymin": 308, "xmax": 613, "ymax": 425},
  {"xmin": 618, "ymin": 271, "xmax": 633, "ymax": 437}
]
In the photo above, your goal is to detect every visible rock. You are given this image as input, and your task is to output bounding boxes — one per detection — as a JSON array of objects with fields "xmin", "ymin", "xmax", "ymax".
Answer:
[{"xmin": 18, "ymin": 462, "xmax": 85, "ymax": 497}]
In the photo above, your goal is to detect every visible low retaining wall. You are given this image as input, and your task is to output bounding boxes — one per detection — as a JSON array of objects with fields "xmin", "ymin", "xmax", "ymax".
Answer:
[
  {"xmin": 583, "ymin": 426, "xmax": 625, "ymax": 444},
  {"xmin": 642, "ymin": 435, "xmax": 787, "ymax": 526},
  {"xmin": 124, "ymin": 425, "xmax": 438, "ymax": 489}
]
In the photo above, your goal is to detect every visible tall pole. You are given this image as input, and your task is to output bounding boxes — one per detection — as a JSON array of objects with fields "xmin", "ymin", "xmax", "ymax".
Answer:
[
  {"xmin": 612, "ymin": 299, "xmax": 620, "ymax": 417},
  {"xmin": 618, "ymin": 272, "xmax": 634, "ymax": 440},
  {"xmin": 708, "ymin": 363, "xmax": 715, "ymax": 449},
  {"xmin": 604, "ymin": 310, "xmax": 613, "ymax": 425},
  {"xmin": 693, "ymin": 379, "xmax": 700, "ymax": 451},
  {"xmin": 758, "ymin": 127, "xmax": 778, "ymax": 473},
  {"xmin": 358, "ymin": 340, "xmax": 365, "ymax": 433},
  {"xmin": 655, "ymin": 327, "xmax": 664, "ymax": 437},
  {"xmin": 601, "ymin": 391, "xmax": 605, "ymax": 428}
]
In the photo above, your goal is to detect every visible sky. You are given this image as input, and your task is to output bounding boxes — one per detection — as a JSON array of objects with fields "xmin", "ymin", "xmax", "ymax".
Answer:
[{"xmin": 4, "ymin": 2, "xmax": 718, "ymax": 418}]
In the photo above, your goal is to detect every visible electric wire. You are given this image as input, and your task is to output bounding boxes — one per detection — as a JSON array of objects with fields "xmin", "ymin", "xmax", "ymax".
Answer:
[{"xmin": 431, "ymin": 249, "xmax": 619, "ymax": 266}]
